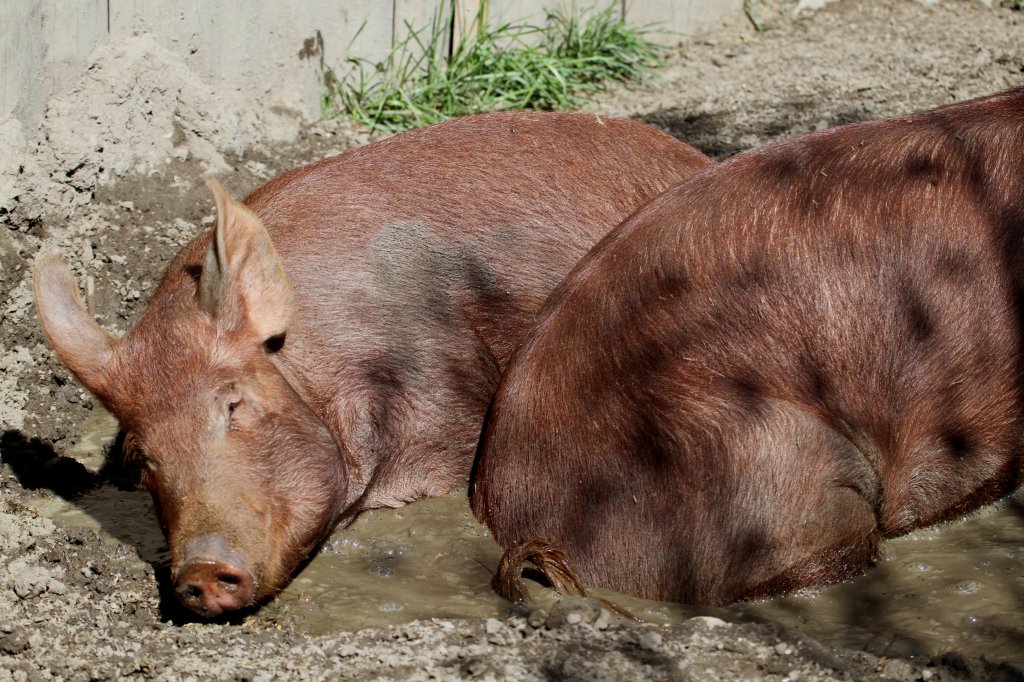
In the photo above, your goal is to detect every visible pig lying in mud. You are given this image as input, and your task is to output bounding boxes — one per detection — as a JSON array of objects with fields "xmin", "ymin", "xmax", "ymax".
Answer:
[
  {"xmin": 471, "ymin": 89, "xmax": 1024, "ymax": 606},
  {"xmin": 33, "ymin": 111, "xmax": 712, "ymax": 617}
]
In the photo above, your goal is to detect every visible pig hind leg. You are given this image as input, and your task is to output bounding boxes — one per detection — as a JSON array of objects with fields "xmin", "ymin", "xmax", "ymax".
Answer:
[
  {"xmin": 690, "ymin": 399, "xmax": 883, "ymax": 604},
  {"xmin": 480, "ymin": 397, "xmax": 884, "ymax": 607}
]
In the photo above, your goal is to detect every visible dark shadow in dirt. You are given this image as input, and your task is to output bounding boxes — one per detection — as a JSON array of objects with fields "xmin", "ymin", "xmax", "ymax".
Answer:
[
  {"xmin": 0, "ymin": 429, "xmax": 258, "ymax": 626},
  {"xmin": 1, "ymin": 429, "xmax": 336, "ymax": 627},
  {"xmin": 0, "ymin": 429, "xmax": 144, "ymax": 497},
  {"xmin": 537, "ymin": 640, "xmax": 680, "ymax": 681},
  {"xmin": 1, "ymin": 428, "xmax": 176, "ymax": 583},
  {"xmin": 634, "ymin": 98, "xmax": 874, "ymax": 160}
]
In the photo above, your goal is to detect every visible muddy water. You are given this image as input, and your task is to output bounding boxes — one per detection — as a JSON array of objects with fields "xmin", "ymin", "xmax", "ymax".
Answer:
[{"xmin": 33, "ymin": 412, "xmax": 1024, "ymax": 666}]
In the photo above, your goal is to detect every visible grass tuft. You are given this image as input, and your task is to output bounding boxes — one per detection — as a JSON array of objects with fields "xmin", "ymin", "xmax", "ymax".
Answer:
[{"xmin": 327, "ymin": 1, "xmax": 663, "ymax": 132}]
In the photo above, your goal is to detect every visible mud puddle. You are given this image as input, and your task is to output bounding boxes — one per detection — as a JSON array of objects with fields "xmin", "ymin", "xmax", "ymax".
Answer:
[{"xmin": 31, "ymin": 414, "xmax": 1024, "ymax": 666}]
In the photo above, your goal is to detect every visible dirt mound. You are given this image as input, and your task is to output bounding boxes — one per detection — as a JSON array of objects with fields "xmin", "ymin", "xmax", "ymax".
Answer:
[{"xmin": 1, "ymin": 34, "xmax": 301, "ymax": 232}]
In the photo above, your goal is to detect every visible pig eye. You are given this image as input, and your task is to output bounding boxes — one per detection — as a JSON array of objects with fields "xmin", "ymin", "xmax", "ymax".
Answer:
[
  {"xmin": 264, "ymin": 333, "xmax": 285, "ymax": 353},
  {"xmin": 228, "ymin": 398, "xmax": 241, "ymax": 415}
]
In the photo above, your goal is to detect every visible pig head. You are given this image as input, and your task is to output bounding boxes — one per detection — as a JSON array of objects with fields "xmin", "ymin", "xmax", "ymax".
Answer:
[{"xmin": 34, "ymin": 180, "xmax": 346, "ymax": 616}]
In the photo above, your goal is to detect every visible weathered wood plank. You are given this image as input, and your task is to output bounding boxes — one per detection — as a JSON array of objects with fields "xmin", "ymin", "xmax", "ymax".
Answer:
[{"xmin": 625, "ymin": 0, "xmax": 744, "ymax": 45}]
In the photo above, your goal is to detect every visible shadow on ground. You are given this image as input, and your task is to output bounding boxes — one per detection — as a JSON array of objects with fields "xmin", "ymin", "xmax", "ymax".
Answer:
[
  {"xmin": 636, "ymin": 98, "xmax": 874, "ymax": 160},
  {"xmin": 0, "ymin": 428, "xmax": 258, "ymax": 625}
]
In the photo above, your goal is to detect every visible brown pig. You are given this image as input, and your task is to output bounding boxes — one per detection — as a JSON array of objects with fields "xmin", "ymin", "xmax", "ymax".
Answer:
[
  {"xmin": 471, "ymin": 89, "xmax": 1024, "ymax": 606},
  {"xmin": 33, "ymin": 111, "xmax": 712, "ymax": 617}
]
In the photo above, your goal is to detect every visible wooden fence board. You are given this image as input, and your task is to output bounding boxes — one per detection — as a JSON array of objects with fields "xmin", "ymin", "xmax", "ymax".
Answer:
[{"xmin": 625, "ymin": 0, "xmax": 743, "ymax": 45}]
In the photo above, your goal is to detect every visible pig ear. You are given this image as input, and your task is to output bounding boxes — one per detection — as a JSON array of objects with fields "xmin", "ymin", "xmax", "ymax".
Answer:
[
  {"xmin": 32, "ymin": 252, "xmax": 117, "ymax": 395},
  {"xmin": 198, "ymin": 177, "xmax": 294, "ymax": 341}
]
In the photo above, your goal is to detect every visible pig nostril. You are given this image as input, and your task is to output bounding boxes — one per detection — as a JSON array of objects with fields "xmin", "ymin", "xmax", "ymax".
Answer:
[
  {"xmin": 217, "ymin": 573, "xmax": 241, "ymax": 591},
  {"xmin": 184, "ymin": 584, "xmax": 203, "ymax": 600}
]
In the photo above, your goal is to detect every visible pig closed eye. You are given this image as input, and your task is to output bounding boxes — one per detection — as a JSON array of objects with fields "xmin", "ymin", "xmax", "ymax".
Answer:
[{"xmin": 222, "ymin": 394, "xmax": 243, "ymax": 426}]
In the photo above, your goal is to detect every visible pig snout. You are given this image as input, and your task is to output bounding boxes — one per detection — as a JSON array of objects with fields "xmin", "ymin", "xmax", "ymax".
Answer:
[{"xmin": 174, "ymin": 534, "xmax": 255, "ymax": 617}]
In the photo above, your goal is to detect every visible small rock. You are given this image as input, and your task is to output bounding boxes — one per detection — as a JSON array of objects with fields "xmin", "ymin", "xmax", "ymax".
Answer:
[
  {"xmin": 691, "ymin": 616, "xmax": 728, "ymax": 629},
  {"xmin": 527, "ymin": 609, "xmax": 547, "ymax": 629},
  {"xmin": 507, "ymin": 599, "xmax": 530, "ymax": 618},
  {"xmin": 28, "ymin": 517, "xmax": 54, "ymax": 538},
  {"xmin": 881, "ymin": 658, "xmax": 916, "ymax": 679},
  {"xmin": 639, "ymin": 630, "xmax": 663, "ymax": 651},
  {"xmin": 0, "ymin": 631, "xmax": 29, "ymax": 655},
  {"xmin": 485, "ymin": 618, "xmax": 502, "ymax": 635},
  {"xmin": 546, "ymin": 597, "xmax": 603, "ymax": 629},
  {"xmin": 10, "ymin": 560, "xmax": 53, "ymax": 599}
]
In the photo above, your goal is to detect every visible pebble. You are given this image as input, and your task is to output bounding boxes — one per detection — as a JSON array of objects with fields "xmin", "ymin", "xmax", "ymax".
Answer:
[
  {"xmin": 691, "ymin": 616, "xmax": 728, "ymax": 629},
  {"xmin": 639, "ymin": 631, "xmax": 663, "ymax": 651},
  {"xmin": 883, "ymin": 659, "xmax": 916, "ymax": 679},
  {"xmin": 545, "ymin": 597, "xmax": 603, "ymax": 629},
  {"xmin": 11, "ymin": 561, "xmax": 54, "ymax": 599}
]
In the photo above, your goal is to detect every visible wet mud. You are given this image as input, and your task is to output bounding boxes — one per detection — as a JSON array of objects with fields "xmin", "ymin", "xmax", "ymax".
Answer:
[{"xmin": 29, "ymin": 408, "xmax": 1024, "ymax": 668}]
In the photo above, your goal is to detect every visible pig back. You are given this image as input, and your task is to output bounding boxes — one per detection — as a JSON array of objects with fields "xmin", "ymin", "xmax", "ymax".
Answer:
[{"xmin": 242, "ymin": 111, "xmax": 711, "ymax": 368}]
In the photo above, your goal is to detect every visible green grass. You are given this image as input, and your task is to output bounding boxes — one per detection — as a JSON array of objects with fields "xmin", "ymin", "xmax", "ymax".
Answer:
[{"xmin": 327, "ymin": 1, "xmax": 663, "ymax": 132}]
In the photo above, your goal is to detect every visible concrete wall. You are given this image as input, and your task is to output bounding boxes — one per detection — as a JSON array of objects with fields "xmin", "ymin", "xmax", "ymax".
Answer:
[
  {"xmin": 3, "ymin": 2, "xmax": 108, "ymax": 138},
  {"xmin": 2, "ymin": 0, "xmax": 743, "ymax": 138}
]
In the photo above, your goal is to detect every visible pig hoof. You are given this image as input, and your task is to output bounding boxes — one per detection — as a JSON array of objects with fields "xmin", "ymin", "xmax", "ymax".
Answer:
[{"xmin": 174, "ymin": 560, "xmax": 255, "ymax": 617}]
